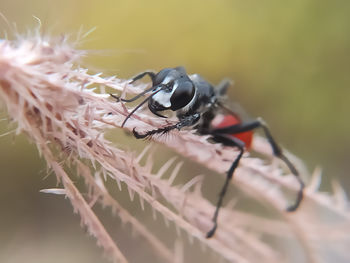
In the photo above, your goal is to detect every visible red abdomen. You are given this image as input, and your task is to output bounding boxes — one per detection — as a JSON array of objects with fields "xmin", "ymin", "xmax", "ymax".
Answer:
[{"xmin": 214, "ymin": 115, "xmax": 253, "ymax": 149}]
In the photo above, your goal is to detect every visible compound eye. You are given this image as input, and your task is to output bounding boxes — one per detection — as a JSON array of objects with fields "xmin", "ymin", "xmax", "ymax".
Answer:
[{"xmin": 170, "ymin": 81, "xmax": 195, "ymax": 111}]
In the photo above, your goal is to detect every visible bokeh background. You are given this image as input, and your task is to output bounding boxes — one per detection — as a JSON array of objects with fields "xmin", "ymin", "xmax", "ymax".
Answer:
[{"xmin": 0, "ymin": 0, "xmax": 349, "ymax": 262}]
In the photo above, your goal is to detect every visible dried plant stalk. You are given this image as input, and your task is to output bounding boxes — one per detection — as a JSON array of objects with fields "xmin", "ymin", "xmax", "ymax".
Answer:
[{"xmin": 0, "ymin": 32, "xmax": 349, "ymax": 263}]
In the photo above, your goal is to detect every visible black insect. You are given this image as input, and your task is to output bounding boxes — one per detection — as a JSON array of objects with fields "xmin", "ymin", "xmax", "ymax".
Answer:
[{"xmin": 111, "ymin": 67, "xmax": 304, "ymax": 238}]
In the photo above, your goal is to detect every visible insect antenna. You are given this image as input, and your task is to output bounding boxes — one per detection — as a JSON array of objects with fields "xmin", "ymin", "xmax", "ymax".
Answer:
[
  {"xmin": 121, "ymin": 86, "xmax": 165, "ymax": 127},
  {"xmin": 120, "ymin": 86, "xmax": 156, "ymax": 102},
  {"xmin": 110, "ymin": 85, "xmax": 156, "ymax": 103}
]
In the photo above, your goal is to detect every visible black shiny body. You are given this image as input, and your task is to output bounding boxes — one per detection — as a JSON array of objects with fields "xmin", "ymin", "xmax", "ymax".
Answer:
[{"xmin": 112, "ymin": 67, "xmax": 304, "ymax": 238}]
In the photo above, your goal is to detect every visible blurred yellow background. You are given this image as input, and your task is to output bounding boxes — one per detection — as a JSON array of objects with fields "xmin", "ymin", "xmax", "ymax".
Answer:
[{"xmin": 0, "ymin": 0, "xmax": 349, "ymax": 262}]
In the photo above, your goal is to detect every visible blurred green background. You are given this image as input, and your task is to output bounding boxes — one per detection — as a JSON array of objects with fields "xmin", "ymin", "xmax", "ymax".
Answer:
[{"xmin": 0, "ymin": 0, "xmax": 349, "ymax": 262}]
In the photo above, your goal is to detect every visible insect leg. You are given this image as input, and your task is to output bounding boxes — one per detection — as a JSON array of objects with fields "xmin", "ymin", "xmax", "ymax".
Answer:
[
  {"xmin": 215, "ymin": 78, "xmax": 233, "ymax": 96},
  {"xmin": 133, "ymin": 113, "xmax": 200, "ymax": 139},
  {"xmin": 112, "ymin": 85, "xmax": 157, "ymax": 103},
  {"xmin": 110, "ymin": 71, "xmax": 157, "ymax": 102},
  {"xmin": 212, "ymin": 118, "xmax": 304, "ymax": 212},
  {"xmin": 129, "ymin": 71, "xmax": 156, "ymax": 84},
  {"xmin": 206, "ymin": 134, "xmax": 245, "ymax": 238}
]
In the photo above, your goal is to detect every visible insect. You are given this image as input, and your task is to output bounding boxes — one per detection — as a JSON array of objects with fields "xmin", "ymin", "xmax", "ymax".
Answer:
[{"xmin": 111, "ymin": 67, "xmax": 304, "ymax": 238}]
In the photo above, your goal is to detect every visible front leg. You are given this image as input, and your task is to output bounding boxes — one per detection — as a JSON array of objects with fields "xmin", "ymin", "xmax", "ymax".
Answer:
[
  {"xmin": 110, "ymin": 71, "xmax": 157, "ymax": 103},
  {"xmin": 129, "ymin": 71, "xmax": 156, "ymax": 84},
  {"xmin": 133, "ymin": 113, "xmax": 200, "ymax": 139}
]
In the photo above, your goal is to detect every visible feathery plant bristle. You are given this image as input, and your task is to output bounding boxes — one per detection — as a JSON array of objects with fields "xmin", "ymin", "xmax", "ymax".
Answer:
[{"xmin": 0, "ymin": 32, "xmax": 349, "ymax": 263}]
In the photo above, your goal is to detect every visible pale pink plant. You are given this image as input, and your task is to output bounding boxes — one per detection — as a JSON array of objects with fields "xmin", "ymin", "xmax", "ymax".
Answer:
[{"xmin": 0, "ymin": 30, "xmax": 349, "ymax": 263}]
